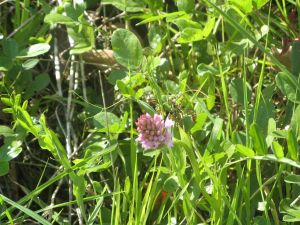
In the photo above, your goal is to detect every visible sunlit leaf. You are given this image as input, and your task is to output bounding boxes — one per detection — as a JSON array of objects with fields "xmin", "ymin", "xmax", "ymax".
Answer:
[
  {"xmin": 229, "ymin": 0, "xmax": 253, "ymax": 13},
  {"xmin": 17, "ymin": 43, "xmax": 50, "ymax": 58},
  {"xmin": 178, "ymin": 18, "xmax": 215, "ymax": 43},
  {"xmin": 44, "ymin": 13, "xmax": 75, "ymax": 25},
  {"xmin": 250, "ymin": 123, "xmax": 267, "ymax": 155},
  {"xmin": 102, "ymin": 0, "xmax": 144, "ymax": 12},
  {"xmin": 111, "ymin": 29, "xmax": 143, "ymax": 69},
  {"xmin": 236, "ymin": 144, "xmax": 255, "ymax": 158}
]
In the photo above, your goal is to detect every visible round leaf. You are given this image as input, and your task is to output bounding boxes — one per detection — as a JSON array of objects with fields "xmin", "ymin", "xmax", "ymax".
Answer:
[
  {"xmin": 111, "ymin": 29, "xmax": 142, "ymax": 69},
  {"xmin": 32, "ymin": 73, "xmax": 50, "ymax": 92},
  {"xmin": 163, "ymin": 176, "xmax": 179, "ymax": 193},
  {"xmin": 93, "ymin": 112, "xmax": 120, "ymax": 130}
]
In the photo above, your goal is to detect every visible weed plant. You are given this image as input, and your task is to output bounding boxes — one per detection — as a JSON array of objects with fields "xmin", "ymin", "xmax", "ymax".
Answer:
[{"xmin": 1, "ymin": 0, "xmax": 300, "ymax": 224}]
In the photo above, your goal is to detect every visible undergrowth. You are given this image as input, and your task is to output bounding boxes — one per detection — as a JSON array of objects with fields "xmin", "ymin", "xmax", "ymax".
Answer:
[{"xmin": 1, "ymin": 0, "xmax": 300, "ymax": 224}]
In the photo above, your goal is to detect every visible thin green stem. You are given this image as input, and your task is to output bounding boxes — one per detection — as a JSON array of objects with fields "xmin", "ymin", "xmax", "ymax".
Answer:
[{"xmin": 216, "ymin": 48, "xmax": 231, "ymax": 138}]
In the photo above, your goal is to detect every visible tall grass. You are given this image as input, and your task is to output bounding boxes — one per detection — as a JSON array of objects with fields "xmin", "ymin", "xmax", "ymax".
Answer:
[{"xmin": 1, "ymin": 0, "xmax": 300, "ymax": 224}]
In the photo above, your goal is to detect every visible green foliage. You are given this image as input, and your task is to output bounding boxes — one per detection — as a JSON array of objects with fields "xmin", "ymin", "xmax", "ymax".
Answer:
[
  {"xmin": 0, "ymin": 194, "xmax": 52, "ymax": 225},
  {"xmin": 111, "ymin": 29, "xmax": 143, "ymax": 69},
  {"xmin": 229, "ymin": 78, "xmax": 251, "ymax": 106},
  {"xmin": 0, "ymin": 125, "xmax": 23, "ymax": 176},
  {"xmin": 229, "ymin": 0, "xmax": 253, "ymax": 14},
  {"xmin": 44, "ymin": 2, "xmax": 95, "ymax": 54},
  {"xmin": 2, "ymin": 0, "xmax": 300, "ymax": 224},
  {"xmin": 276, "ymin": 72, "xmax": 300, "ymax": 103},
  {"xmin": 102, "ymin": 0, "xmax": 145, "ymax": 12},
  {"xmin": 291, "ymin": 41, "xmax": 300, "ymax": 76},
  {"xmin": 17, "ymin": 43, "xmax": 50, "ymax": 58},
  {"xmin": 177, "ymin": 17, "xmax": 215, "ymax": 43}
]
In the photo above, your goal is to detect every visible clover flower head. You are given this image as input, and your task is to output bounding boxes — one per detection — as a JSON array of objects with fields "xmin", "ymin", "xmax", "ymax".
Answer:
[{"xmin": 136, "ymin": 113, "xmax": 174, "ymax": 150}]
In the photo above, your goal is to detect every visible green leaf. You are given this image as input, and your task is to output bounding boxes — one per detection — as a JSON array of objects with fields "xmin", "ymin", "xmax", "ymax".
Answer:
[
  {"xmin": 177, "ymin": 18, "xmax": 215, "ymax": 43},
  {"xmin": 206, "ymin": 117, "xmax": 223, "ymax": 152},
  {"xmin": 206, "ymin": 75, "xmax": 216, "ymax": 110},
  {"xmin": 272, "ymin": 141, "xmax": 284, "ymax": 159},
  {"xmin": 102, "ymin": 0, "xmax": 145, "ymax": 12},
  {"xmin": 68, "ymin": 22, "xmax": 95, "ymax": 54},
  {"xmin": 178, "ymin": 128, "xmax": 193, "ymax": 153},
  {"xmin": 236, "ymin": 144, "xmax": 255, "ymax": 158},
  {"xmin": 0, "ymin": 126, "xmax": 13, "ymax": 137},
  {"xmin": 254, "ymin": 155, "xmax": 300, "ymax": 169},
  {"xmin": 251, "ymin": 85, "xmax": 275, "ymax": 135},
  {"xmin": 16, "ymin": 107, "xmax": 36, "ymax": 135},
  {"xmin": 45, "ymin": 4, "xmax": 94, "ymax": 55},
  {"xmin": 229, "ymin": 78, "xmax": 251, "ymax": 105},
  {"xmin": 111, "ymin": 29, "xmax": 143, "ymax": 69},
  {"xmin": 0, "ymin": 56, "xmax": 13, "ymax": 71},
  {"xmin": 226, "ymin": 39, "xmax": 253, "ymax": 55},
  {"xmin": 284, "ymin": 174, "xmax": 300, "ymax": 184},
  {"xmin": 135, "ymin": 88, "xmax": 144, "ymax": 99},
  {"xmin": 229, "ymin": 0, "xmax": 253, "ymax": 13},
  {"xmin": 44, "ymin": 13, "xmax": 75, "ymax": 25},
  {"xmin": 197, "ymin": 63, "xmax": 218, "ymax": 77},
  {"xmin": 292, "ymin": 40, "xmax": 300, "ymax": 76},
  {"xmin": 291, "ymin": 104, "xmax": 300, "ymax": 140},
  {"xmin": 253, "ymin": 216, "xmax": 270, "ymax": 225},
  {"xmin": 181, "ymin": 25, "xmax": 213, "ymax": 42},
  {"xmin": 287, "ymin": 129, "xmax": 298, "ymax": 161},
  {"xmin": 163, "ymin": 176, "xmax": 179, "ymax": 193},
  {"xmin": 165, "ymin": 80, "xmax": 180, "ymax": 94},
  {"xmin": 171, "ymin": 141, "xmax": 187, "ymax": 174},
  {"xmin": 64, "ymin": 2, "xmax": 85, "ymax": 20},
  {"xmin": 93, "ymin": 112, "xmax": 121, "ymax": 133},
  {"xmin": 22, "ymin": 58, "xmax": 39, "ymax": 70},
  {"xmin": 250, "ymin": 123, "xmax": 267, "ymax": 155},
  {"xmin": 116, "ymin": 80, "xmax": 136, "ymax": 97},
  {"xmin": 0, "ymin": 194, "xmax": 52, "ymax": 225},
  {"xmin": 138, "ymin": 11, "xmax": 186, "ymax": 25},
  {"xmin": 3, "ymin": 39, "xmax": 19, "ymax": 59},
  {"xmin": 87, "ymin": 196, "xmax": 105, "ymax": 224},
  {"xmin": 173, "ymin": 17, "xmax": 202, "ymax": 30},
  {"xmin": 32, "ymin": 73, "xmax": 50, "ymax": 92},
  {"xmin": 17, "ymin": 43, "xmax": 50, "ymax": 58},
  {"xmin": 266, "ymin": 118, "xmax": 276, "ymax": 147},
  {"xmin": 146, "ymin": 0, "xmax": 163, "ymax": 10},
  {"xmin": 1, "ymin": 97, "xmax": 13, "ymax": 106},
  {"xmin": 0, "ymin": 139, "xmax": 22, "ymax": 161},
  {"xmin": 253, "ymin": 0, "xmax": 269, "ymax": 9},
  {"xmin": 179, "ymin": 70, "xmax": 188, "ymax": 92},
  {"xmin": 148, "ymin": 25, "xmax": 165, "ymax": 53},
  {"xmin": 77, "ymin": 161, "xmax": 111, "ymax": 176},
  {"xmin": 280, "ymin": 198, "xmax": 300, "ymax": 222},
  {"xmin": 68, "ymin": 24, "xmax": 95, "ymax": 54},
  {"xmin": 276, "ymin": 72, "xmax": 300, "ymax": 103},
  {"xmin": 176, "ymin": 0, "xmax": 195, "ymax": 13},
  {"xmin": 135, "ymin": 99, "xmax": 156, "ymax": 116},
  {"xmin": 107, "ymin": 70, "xmax": 127, "ymax": 85},
  {"xmin": 191, "ymin": 112, "xmax": 208, "ymax": 134},
  {"xmin": 0, "ymin": 161, "xmax": 9, "ymax": 176},
  {"xmin": 125, "ymin": 176, "xmax": 131, "ymax": 197},
  {"xmin": 204, "ymin": 152, "xmax": 227, "ymax": 164}
]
